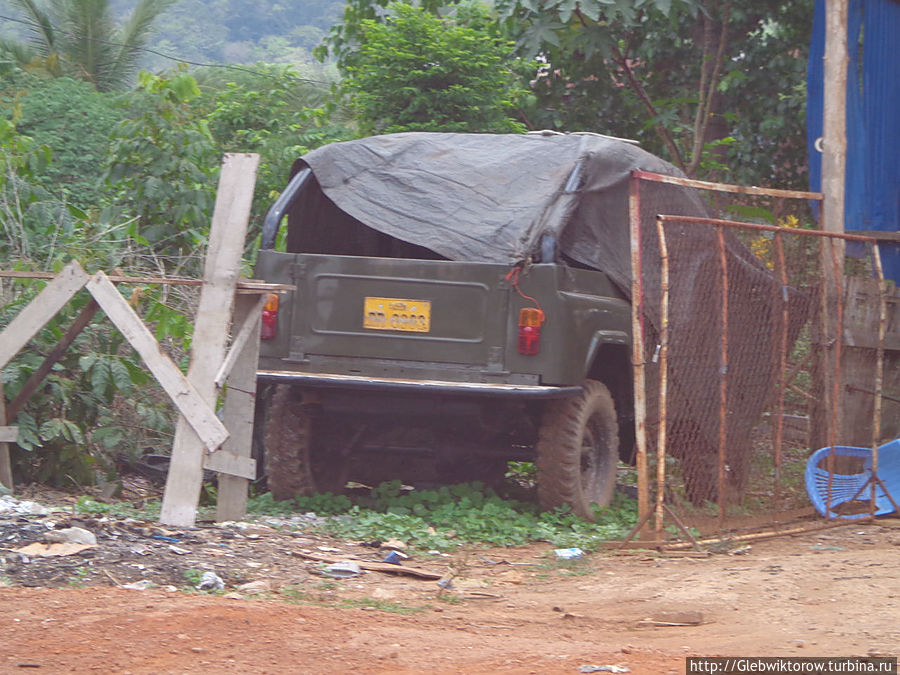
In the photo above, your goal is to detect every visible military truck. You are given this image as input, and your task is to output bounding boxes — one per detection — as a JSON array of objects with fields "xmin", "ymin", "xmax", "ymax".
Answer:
[{"xmin": 253, "ymin": 131, "xmax": 770, "ymax": 518}]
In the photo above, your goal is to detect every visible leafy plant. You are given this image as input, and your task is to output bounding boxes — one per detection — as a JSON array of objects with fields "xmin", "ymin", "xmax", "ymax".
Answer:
[
  {"xmin": 182, "ymin": 568, "xmax": 205, "ymax": 587},
  {"xmin": 337, "ymin": 2, "xmax": 530, "ymax": 135},
  {"xmin": 279, "ymin": 481, "xmax": 638, "ymax": 552},
  {"xmin": 103, "ymin": 69, "xmax": 218, "ymax": 274}
]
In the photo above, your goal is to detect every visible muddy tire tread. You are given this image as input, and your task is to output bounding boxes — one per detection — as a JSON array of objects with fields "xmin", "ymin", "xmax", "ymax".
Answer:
[
  {"xmin": 536, "ymin": 379, "xmax": 618, "ymax": 520},
  {"xmin": 263, "ymin": 385, "xmax": 315, "ymax": 500}
]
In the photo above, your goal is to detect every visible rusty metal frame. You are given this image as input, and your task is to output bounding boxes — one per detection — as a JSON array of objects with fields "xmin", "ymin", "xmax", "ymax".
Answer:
[
  {"xmin": 630, "ymin": 169, "xmax": 893, "ymax": 541},
  {"xmin": 716, "ymin": 229, "xmax": 730, "ymax": 529},
  {"xmin": 772, "ymin": 233, "xmax": 789, "ymax": 508},
  {"xmin": 655, "ymin": 217, "xmax": 670, "ymax": 539}
]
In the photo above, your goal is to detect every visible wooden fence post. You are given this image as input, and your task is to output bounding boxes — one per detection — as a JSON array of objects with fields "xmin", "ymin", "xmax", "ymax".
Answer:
[
  {"xmin": 215, "ymin": 293, "xmax": 264, "ymax": 522},
  {"xmin": 160, "ymin": 153, "xmax": 259, "ymax": 527},
  {"xmin": 0, "ymin": 380, "xmax": 13, "ymax": 492}
]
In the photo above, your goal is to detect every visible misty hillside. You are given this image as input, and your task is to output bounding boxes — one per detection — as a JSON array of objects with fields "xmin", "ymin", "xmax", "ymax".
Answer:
[{"xmin": 0, "ymin": 0, "xmax": 344, "ymax": 70}]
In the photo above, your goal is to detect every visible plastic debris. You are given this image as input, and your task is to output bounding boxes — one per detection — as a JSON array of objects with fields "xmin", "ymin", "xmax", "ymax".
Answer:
[
  {"xmin": 811, "ymin": 544, "xmax": 845, "ymax": 551},
  {"xmin": 122, "ymin": 580, "xmax": 155, "ymax": 591},
  {"xmin": 196, "ymin": 571, "xmax": 225, "ymax": 591},
  {"xmin": 553, "ymin": 547, "xmax": 584, "ymax": 560},
  {"xmin": 322, "ymin": 561, "xmax": 361, "ymax": 578},
  {"xmin": 0, "ymin": 496, "xmax": 49, "ymax": 516},
  {"xmin": 46, "ymin": 527, "xmax": 97, "ymax": 546},
  {"xmin": 578, "ymin": 665, "xmax": 630, "ymax": 673}
]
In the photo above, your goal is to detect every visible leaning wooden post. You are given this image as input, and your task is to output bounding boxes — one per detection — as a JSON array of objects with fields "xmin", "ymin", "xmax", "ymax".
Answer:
[
  {"xmin": 160, "ymin": 153, "xmax": 260, "ymax": 528},
  {"xmin": 215, "ymin": 292, "xmax": 265, "ymax": 522}
]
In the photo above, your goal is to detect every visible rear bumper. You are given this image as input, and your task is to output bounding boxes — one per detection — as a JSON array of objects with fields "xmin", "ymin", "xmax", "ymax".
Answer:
[{"xmin": 257, "ymin": 369, "xmax": 582, "ymax": 399}]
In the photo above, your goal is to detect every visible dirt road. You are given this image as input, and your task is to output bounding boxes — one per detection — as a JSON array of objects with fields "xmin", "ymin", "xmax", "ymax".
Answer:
[{"xmin": 2, "ymin": 514, "xmax": 898, "ymax": 674}]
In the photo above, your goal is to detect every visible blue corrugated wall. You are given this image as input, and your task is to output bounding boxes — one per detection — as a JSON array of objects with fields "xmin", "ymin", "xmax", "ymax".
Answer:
[{"xmin": 807, "ymin": 0, "xmax": 900, "ymax": 283}]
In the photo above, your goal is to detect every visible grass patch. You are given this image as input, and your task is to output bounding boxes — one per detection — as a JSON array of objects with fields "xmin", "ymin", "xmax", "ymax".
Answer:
[
  {"xmin": 250, "ymin": 480, "xmax": 638, "ymax": 552},
  {"xmin": 338, "ymin": 598, "xmax": 426, "ymax": 614}
]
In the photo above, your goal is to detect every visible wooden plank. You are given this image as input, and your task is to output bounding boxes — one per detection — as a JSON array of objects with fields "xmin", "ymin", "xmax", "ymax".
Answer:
[
  {"xmin": 0, "ymin": 270, "xmax": 294, "ymax": 292},
  {"xmin": 86, "ymin": 271, "xmax": 228, "ymax": 451},
  {"xmin": 0, "ymin": 381, "xmax": 12, "ymax": 492},
  {"xmin": 7, "ymin": 300, "xmax": 99, "ymax": 419},
  {"xmin": 161, "ymin": 153, "xmax": 260, "ymax": 528},
  {"xmin": 215, "ymin": 294, "xmax": 264, "ymax": 521},
  {"xmin": 204, "ymin": 449, "xmax": 256, "ymax": 481},
  {"xmin": 214, "ymin": 293, "xmax": 266, "ymax": 389},
  {"xmin": 0, "ymin": 260, "xmax": 89, "ymax": 371},
  {"xmin": 0, "ymin": 427, "xmax": 18, "ymax": 443}
]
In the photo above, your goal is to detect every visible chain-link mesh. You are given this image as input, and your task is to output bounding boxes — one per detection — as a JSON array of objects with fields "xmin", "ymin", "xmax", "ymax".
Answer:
[{"xmin": 631, "ymin": 171, "xmax": 898, "ymax": 539}]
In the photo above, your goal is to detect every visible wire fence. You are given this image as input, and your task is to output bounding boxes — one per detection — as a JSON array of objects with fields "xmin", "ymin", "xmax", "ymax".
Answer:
[{"xmin": 629, "ymin": 170, "xmax": 899, "ymax": 542}]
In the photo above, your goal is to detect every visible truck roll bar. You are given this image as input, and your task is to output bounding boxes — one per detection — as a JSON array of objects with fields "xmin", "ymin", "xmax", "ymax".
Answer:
[{"xmin": 260, "ymin": 168, "xmax": 312, "ymax": 250}]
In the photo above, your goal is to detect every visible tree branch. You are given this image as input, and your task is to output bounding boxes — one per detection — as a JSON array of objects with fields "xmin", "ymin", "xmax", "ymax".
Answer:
[
  {"xmin": 610, "ymin": 43, "xmax": 686, "ymax": 173},
  {"xmin": 687, "ymin": 0, "xmax": 731, "ymax": 177}
]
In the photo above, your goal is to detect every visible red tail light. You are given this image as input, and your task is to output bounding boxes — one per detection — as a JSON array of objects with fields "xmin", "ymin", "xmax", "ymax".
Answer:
[
  {"xmin": 517, "ymin": 307, "xmax": 544, "ymax": 355},
  {"xmin": 260, "ymin": 293, "xmax": 279, "ymax": 340}
]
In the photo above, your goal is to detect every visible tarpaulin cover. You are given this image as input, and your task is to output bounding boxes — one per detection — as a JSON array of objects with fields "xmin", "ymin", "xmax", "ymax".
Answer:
[{"xmin": 288, "ymin": 131, "xmax": 704, "ymax": 298}]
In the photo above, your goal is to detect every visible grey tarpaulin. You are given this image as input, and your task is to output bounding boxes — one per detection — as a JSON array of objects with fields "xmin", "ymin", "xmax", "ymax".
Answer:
[{"xmin": 288, "ymin": 130, "xmax": 701, "ymax": 298}]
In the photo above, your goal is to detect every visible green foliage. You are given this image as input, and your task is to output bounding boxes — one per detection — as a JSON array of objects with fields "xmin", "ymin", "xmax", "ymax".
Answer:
[
  {"xmin": 182, "ymin": 568, "xmax": 205, "ymax": 587},
  {"xmin": 75, "ymin": 496, "xmax": 163, "ymax": 519},
  {"xmin": 2, "ymin": 288, "xmax": 176, "ymax": 486},
  {"xmin": 338, "ymin": 2, "xmax": 530, "ymax": 135},
  {"xmin": 196, "ymin": 63, "xmax": 352, "ymax": 247},
  {"xmin": 0, "ymin": 114, "xmax": 53, "ymax": 261},
  {"xmin": 104, "ymin": 69, "xmax": 217, "ymax": 271},
  {"xmin": 272, "ymin": 481, "xmax": 638, "ymax": 551},
  {"xmin": 494, "ymin": 0, "xmax": 810, "ymax": 183},
  {"xmin": 2, "ymin": 73, "xmax": 125, "ymax": 210},
  {"xmin": 324, "ymin": 0, "xmax": 810, "ymax": 185}
]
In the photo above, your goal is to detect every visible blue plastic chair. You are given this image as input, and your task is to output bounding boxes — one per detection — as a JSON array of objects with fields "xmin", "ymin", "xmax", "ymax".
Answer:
[{"xmin": 805, "ymin": 439, "xmax": 900, "ymax": 519}]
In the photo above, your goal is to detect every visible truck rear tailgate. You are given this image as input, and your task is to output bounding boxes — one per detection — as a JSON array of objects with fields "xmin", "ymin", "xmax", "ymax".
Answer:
[{"xmin": 260, "ymin": 252, "xmax": 512, "ymax": 367}]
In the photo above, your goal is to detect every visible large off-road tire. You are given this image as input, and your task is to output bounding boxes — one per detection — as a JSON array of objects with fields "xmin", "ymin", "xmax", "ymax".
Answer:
[
  {"xmin": 262, "ymin": 385, "xmax": 346, "ymax": 500},
  {"xmin": 536, "ymin": 379, "xmax": 619, "ymax": 520}
]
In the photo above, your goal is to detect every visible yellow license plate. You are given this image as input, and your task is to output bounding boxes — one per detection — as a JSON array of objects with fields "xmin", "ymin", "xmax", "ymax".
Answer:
[{"xmin": 364, "ymin": 297, "xmax": 431, "ymax": 332}]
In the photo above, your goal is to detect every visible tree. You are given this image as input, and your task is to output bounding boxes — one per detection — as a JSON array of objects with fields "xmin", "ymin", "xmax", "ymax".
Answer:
[
  {"xmin": 0, "ymin": 72, "xmax": 124, "ymax": 209},
  {"xmin": 494, "ymin": 0, "xmax": 810, "ymax": 182},
  {"xmin": 338, "ymin": 2, "xmax": 529, "ymax": 135},
  {"xmin": 321, "ymin": 0, "xmax": 811, "ymax": 186},
  {"xmin": 103, "ymin": 69, "xmax": 218, "ymax": 269},
  {"xmin": 196, "ymin": 63, "xmax": 353, "ymax": 244},
  {"xmin": 0, "ymin": 0, "xmax": 176, "ymax": 91}
]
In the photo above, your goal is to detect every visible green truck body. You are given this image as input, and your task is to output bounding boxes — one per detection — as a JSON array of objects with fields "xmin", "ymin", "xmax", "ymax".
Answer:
[{"xmin": 252, "ymin": 131, "xmax": 748, "ymax": 517}]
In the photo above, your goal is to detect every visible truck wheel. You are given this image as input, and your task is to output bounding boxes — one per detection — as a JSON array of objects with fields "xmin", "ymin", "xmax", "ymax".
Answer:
[
  {"xmin": 262, "ymin": 385, "xmax": 345, "ymax": 500},
  {"xmin": 536, "ymin": 379, "xmax": 619, "ymax": 520}
]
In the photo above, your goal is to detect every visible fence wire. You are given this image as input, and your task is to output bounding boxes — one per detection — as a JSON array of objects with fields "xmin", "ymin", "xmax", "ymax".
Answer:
[{"xmin": 630, "ymin": 171, "xmax": 899, "ymax": 540}]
